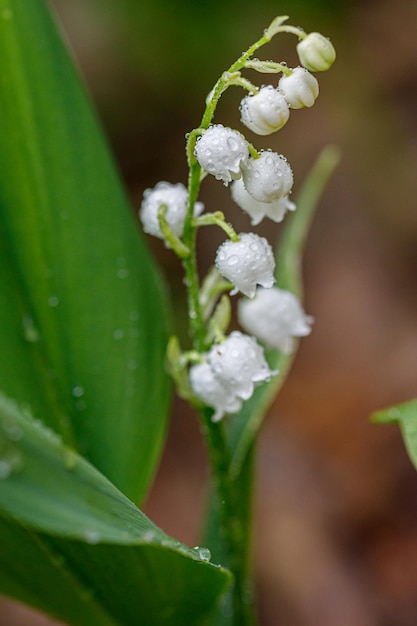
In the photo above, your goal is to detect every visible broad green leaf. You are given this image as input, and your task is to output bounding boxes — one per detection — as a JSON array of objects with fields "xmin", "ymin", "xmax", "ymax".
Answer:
[
  {"xmin": 372, "ymin": 399, "xmax": 417, "ymax": 470},
  {"xmin": 0, "ymin": 0, "xmax": 171, "ymax": 502},
  {"xmin": 227, "ymin": 146, "xmax": 341, "ymax": 478},
  {"xmin": 0, "ymin": 394, "xmax": 230, "ymax": 626}
]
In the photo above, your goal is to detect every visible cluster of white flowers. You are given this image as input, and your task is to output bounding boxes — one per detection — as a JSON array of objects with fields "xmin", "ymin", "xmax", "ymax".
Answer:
[
  {"xmin": 189, "ymin": 332, "xmax": 276, "ymax": 421},
  {"xmin": 139, "ymin": 24, "xmax": 335, "ymax": 421}
]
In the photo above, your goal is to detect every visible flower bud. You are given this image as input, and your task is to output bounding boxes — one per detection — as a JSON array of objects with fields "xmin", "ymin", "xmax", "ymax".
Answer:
[
  {"xmin": 189, "ymin": 360, "xmax": 242, "ymax": 422},
  {"xmin": 241, "ymin": 151, "xmax": 293, "ymax": 203},
  {"xmin": 194, "ymin": 124, "xmax": 249, "ymax": 185},
  {"xmin": 140, "ymin": 181, "xmax": 203, "ymax": 241},
  {"xmin": 207, "ymin": 331, "xmax": 277, "ymax": 401},
  {"xmin": 297, "ymin": 32, "xmax": 336, "ymax": 72},
  {"xmin": 215, "ymin": 232, "xmax": 275, "ymax": 298},
  {"xmin": 238, "ymin": 287, "xmax": 313, "ymax": 354},
  {"xmin": 240, "ymin": 86, "xmax": 290, "ymax": 136},
  {"xmin": 231, "ymin": 178, "xmax": 295, "ymax": 225},
  {"xmin": 278, "ymin": 67, "xmax": 319, "ymax": 109}
]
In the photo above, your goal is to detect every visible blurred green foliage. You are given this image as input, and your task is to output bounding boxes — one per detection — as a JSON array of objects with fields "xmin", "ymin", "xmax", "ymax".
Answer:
[{"xmin": 120, "ymin": 0, "xmax": 347, "ymax": 90}]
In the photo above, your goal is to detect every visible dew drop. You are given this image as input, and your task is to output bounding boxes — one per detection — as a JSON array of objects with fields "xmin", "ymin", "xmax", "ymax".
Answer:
[
  {"xmin": 72, "ymin": 386, "xmax": 85, "ymax": 398},
  {"xmin": 48, "ymin": 295, "xmax": 59, "ymax": 307},
  {"xmin": 227, "ymin": 137, "xmax": 239, "ymax": 152},
  {"xmin": 22, "ymin": 315, "xmax": 40, "ymax": 343},
  {"xmin": 113, "ymin": 329, "xmax": 125, "ymax": 340},
  {"xmin": 194, "ymin": 546, "xmax": 211, "ymax": 562},
  {"xmin": 388, "ymin": 408, "xmax": 401, "ymax": 420},
  {"xmin": 143, "ymin": 530, "xmax": 156, "ymax": 542},
  {"xmin": 226, "ymin": 254, "xmax": 239, "ymax": 266},
  {"xmin": 0, "ymin": 460, "xmax": 11, "ymax": 479},
  {"xmin": 3, "ymin": 421, "xmax": 23, "ymax": 442},
  {"xmin": 117, "ymin": 268, "xmax": 129, "ymax": 279},
  {"xmin": 83, "ymin": 530, "xmax": 101, "ymax": 545}
]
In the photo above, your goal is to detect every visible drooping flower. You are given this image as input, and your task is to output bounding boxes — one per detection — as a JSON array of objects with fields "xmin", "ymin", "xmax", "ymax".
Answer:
[
  {"xmin": 215, "ymin": 232, "xmax": 275, "ymax": 298},
  {"xmin": 297, "ymin": 33, "xmax": 336, "ymax": 72},
  {"xmin": 238, "ymin": 287, "xmax": 313, "ymax": 354},
  {"xmin": 207, "ymin": 331, "xmax": 277, "ymax": 401},
  {"xmin": 241, "ymin": 151, "xmax": 293, "ymax": 204},
  {"xmin": 194, "ymin": 124, "xmax": 249, "ymax": 184},
  {"xmin": 140, "ymin": 181, "xmax": 203, "ymax": 241},
  {"xmin": 189, "ymin": 360, "xmax": 243, "ymax": 422},
  {"xmin": 278, "ymin": 67, "xmax": 319, "ymax": 109},
  {"xmin": 231, "ymin": 177, "xmax": 295, "ymax": 226},
  {"xmin": 240, "ymin": 86, "xmax": 290, "ymax": 135}
]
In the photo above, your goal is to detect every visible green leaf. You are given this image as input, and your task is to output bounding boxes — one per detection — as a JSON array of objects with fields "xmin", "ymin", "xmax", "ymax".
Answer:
[
  {"xmin": 0, "ymin": 0, "xmax": 171, "ymax": 502},
  {"xmin": 0, "ymin": 393, "xmax": 230, "ymax": 626},
  {"xmin": 227, "ymin": 146, "xmax": 341, "ymax": 478},
  {"xmin": 372, "ymin": 399, "xmax": 417, "ymax": 470}
]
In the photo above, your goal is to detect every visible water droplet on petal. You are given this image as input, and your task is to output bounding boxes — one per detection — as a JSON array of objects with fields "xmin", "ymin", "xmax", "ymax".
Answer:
[{"xmin": 226, "ymin": 254, "xmax": 239, "ymax": 266}]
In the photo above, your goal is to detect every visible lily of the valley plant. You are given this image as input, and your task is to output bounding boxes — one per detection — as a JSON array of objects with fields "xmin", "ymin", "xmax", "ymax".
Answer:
[
  {"xmin": 0, "ymin": 5, "xmax": 338, "ymax": 626},
  {"xmin": 140, "ymin": 15, "xmax": 336, "ymax": 624}
]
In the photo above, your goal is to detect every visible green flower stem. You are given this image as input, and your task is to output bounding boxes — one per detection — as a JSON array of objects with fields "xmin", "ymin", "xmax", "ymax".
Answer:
[
  {"xmin": 193, "ymin": 212, "xmax": 239, "ymax": 242},
  {"xmin": 226, "ymin": 75, "xmax": 258, "ymax": 94},
  {"xmin": 245, "ymin": 59, "xmax": 292, "ymax": 76},
  {"xmin": 157, "ymin": 205, "xmax": 191, "ymax": 259},
  {"xmin": 201, "ymin": 409, "xmax": 256, "ymax": 626},
  {"xmin": 199, "ymin": 267, "xmax": 232, "ymax": 321},
  {"xmin": 275, "ymin": 24, "xmax": 306, "ymax": 39}
]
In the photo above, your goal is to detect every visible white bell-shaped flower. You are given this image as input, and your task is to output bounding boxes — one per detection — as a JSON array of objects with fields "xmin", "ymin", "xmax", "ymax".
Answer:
[
  {"xmin": 194, "ymin": 124, "xmax": 249, "ymax": 185},
  {"xmin": 189, "ymin": 360, "xmax": 243, "ymax": 422},
  {"xmin": 240, "ymin": 86, "xmax": 290, "ymax": 136},
  {"xmin": 278, "ymin": 67, "xmax": 319, "ymax": 109},
  {"xmin": 231, "ymin": 178, "xmax": 295, "ymax": 226},
  {"xmin": 140, "ymin": 181, "xmax": 203, "ymax": 241},
  {"xmin": 297, "ymin": 33, "xmax": 336, "ymax": 72},
  {"xmin": 241, "ymin": 151, "xmax": 293, "ymax": 204},
  {"xmin": 207, "ymin": 331, "xmax": 277, "ymax": 401},
  {"xmin": 215, "ymin": 232, "xmax": 275, "ymax": 298},
  {"xmin": 238, "ymin": 287, "xmax": 313, "ymax": 354}
]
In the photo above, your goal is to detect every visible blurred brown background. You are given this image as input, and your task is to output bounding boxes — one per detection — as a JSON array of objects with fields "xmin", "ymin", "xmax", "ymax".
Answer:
[{"xmin": 2, "ymin": 0, "xmax": 417, "ymax": 624}]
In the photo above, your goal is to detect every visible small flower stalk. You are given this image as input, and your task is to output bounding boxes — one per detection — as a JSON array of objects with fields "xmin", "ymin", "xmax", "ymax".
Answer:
[{"xmin": 138, "ymin": 16, "xmax": 335, "ymax": 422}]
